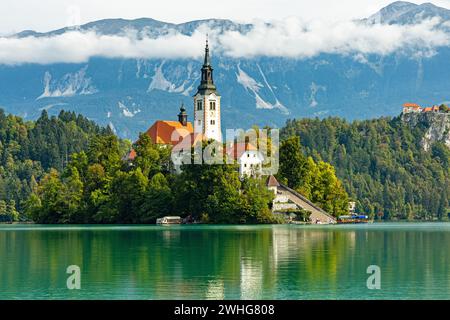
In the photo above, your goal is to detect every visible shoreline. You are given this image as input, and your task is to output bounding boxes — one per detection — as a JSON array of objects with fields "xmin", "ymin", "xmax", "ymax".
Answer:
[{"xmin": 1, "ymin": 221, "xmax": 449, "ymax": 227}]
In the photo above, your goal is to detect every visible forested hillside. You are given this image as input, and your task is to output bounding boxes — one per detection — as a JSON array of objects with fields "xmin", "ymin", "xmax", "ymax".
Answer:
[
  {"xmin": 0, "ymin": 109, "xmax": 114, "ymax": 221},
  {"xmin": 3, "ymin": 108, "xmax": 448, "ymax": 222},
  {"xmin": 281, "ymin": 116, "xmax": 450, "ymax": 220},
  {"xmin": 0, "ymin": 109, "xmax": 348, "ymax": 224}
]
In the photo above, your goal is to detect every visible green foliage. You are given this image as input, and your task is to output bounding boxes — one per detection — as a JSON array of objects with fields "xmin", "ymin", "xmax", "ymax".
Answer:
[
  {"xmin": 278, "ymin": 136, "xmax": 307, "ymax": 189},
  {"xmin": 171, "ymin": 142, "xmax": 278, "ymax": 224},
  {"xmin": 295, "ymin": 208, "xmax": 313, "ymax": 222},
  {"xmin": 0, "ymin": 199, "xmax": 19, "ymax": 222},
  {"xmin": 240, "ymin": 178, "xmax": 277, "ymax": 223},
  {"xmin": 278, "ymin": 136, "xmax": 349, "ymax": 217},
  {"xmin": 139, "ymin": 173, "xmax": 173, "ymax": 223},
  {"xmin": 1, "ymin": 109, "xmax": 280, "ymax": 224},
  {"xmin": 27, "ymin": 134, "xmax": 278, "ymax": 224},
  {"xmin": 13, "ymin": 106, "xmax": 444, "ymax": 224},
  {"xmin": 282, "ymin": 116, "xmax": 450, "ymax": 220},
  {"xmin": 0, "ymin": 109, "xmax": 107, "ymax": 221},
  {"xmin": 133, "ymin": 133, "xmax": 168, "ymax": 177},
  {"xmin": 431, "ymin": 142, "xmax": 450, "ymax": 167},
  {"xmin": 439, "ymin": 104, "xmax": 449, "ymax": 113}
]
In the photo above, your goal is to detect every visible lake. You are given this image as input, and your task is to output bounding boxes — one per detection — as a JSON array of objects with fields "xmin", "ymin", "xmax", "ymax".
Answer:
[{"xmin": 0, "ymin": 223, "xmax": 449, "ymax": 300}]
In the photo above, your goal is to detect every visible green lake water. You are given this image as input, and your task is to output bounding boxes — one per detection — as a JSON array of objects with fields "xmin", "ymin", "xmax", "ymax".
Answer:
[{"xmin": 0, "ymin": 223, "xmax": 449, "ymax": 300}]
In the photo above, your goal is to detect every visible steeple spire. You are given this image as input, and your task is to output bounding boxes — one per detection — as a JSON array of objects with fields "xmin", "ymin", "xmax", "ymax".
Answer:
[
  {"xmin": 197, "ymin": 35, "xmax": 217, "ymax": 95},
  {"xmin": 204, "ymin": 34, "xmax": 211, "ymax": 66}
]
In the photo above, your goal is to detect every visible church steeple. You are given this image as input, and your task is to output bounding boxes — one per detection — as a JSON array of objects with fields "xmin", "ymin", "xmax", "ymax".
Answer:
[
  {"xmin": 197, "ymin": 37, "xmax": 217, "ymax": 95},
  {"xmin": 178, "ymin": 103, "xmax": 188, "ymax": 126},
  {"xmin": 204, "ymin": 36, "xmax": 211, "ymax": 66},
  {"xmin": 193, "ymin": 36, "xmax": 222, "ymax": 142}
]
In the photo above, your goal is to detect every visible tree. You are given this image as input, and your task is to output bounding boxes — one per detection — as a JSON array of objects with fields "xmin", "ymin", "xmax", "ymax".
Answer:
[
  {"xmin": 0, "ymin": 200, "xmax": 7, "ymax": 222},
  {"xmin": 296, "ymin": 157, "xmax": 318, "ymax": 199},
  {"xmin": 110, "ymin": 168, "xmax": 148, "ymax": 223},
  {"xmin": 33, "ymin": 169, "xmax": 65, "ymax": 223},
  {"xmin": 439, "ymin": 104, "xmax": 449, "ymax": 113},
  {"xmin": 174, "ymin": 160, "xmax": 240, "ymax": 221},
  {"xmin": 240, "ymin": 178, "xmax": 277, "ymax": 224},
  {"xmin": 278, "ymin": 136, "xmax": 307, "ymax": 189},
  {"xmin": 432, "ymin": 142, "xmax": 450, "ymax": 167},
  {"xmin": 281, "ymin": 116, "xmax": 450, "ymax": 220},
  {"xmin": 311, "ymin": 162, "xmax": 349, "ymax": 217},
  {"xmin": 173, "ymin": 140, "xmax": 277, "ymax": 224},
  {"xmin": 87, "ymin": 135, "xmax": 122, "ymax": 174},
  {"xmin": 61, "ymin": 167, "xmax": 84, "ymax": 223},
  {"xmin": 139, "ymin": 173, "xmax": 173, "ymax": 223},
  {"xmin": 278, "ymin": 136, "xmax": 349, "ymax": 217},
  {"xmin": 203, "ymin": 168, "xmax": 243, "ymax": 223},
  {"xmin": 0, "ymin": 108, "xmax": 107, "ymax": 219},
  {"xmin": 68, "ymin": 152, "xmax": 89, "ymax": 180},
  {"xmin": 24, "ymin": 193, "xmax": 42, "ymax": 222},
  {"xmin": 133, "ymin": 133, "xmax": 163, "ymax": 177},
  {"xmin": 7, "ymin": 200, "xmax": 19, "ymax": 222}
]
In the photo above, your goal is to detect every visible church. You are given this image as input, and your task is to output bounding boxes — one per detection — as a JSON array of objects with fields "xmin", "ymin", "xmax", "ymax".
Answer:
[
  {"xmin": 146, "ymin": 38, "xmax": 221, "ymax": 146},
  {"xmin": 129, "ymin": 38, "xmax": 263, "ymax": 178}
]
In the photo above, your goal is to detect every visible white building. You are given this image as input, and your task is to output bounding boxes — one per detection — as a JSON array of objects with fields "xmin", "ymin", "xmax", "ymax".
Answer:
[
  {"xmin": 348, "ymin": 201, "xmax": 356, "ymax": 214},
  {"xmin": 226, "ymin": 142, "xmax": 264, "ymax": 178},
  {"xmin": 403, "ymin": 103, "xmax": 422, "ymax": 114},
  {"xmin": 193, "ymin": 39, "xmax": 222, "ymax": 142}
]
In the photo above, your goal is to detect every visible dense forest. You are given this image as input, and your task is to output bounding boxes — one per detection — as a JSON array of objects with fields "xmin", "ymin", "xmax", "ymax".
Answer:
[
  {"xmin": 281, "ymin": 116, "xmax": 450, "ymax": 220},
  {"xmin": 5, "ymin": 108, "xmax": 445, "ymax": 223},
  {"xmin": 277, "ymin": 136, "xmax": 349, "ymax": 217},
  {"xmin": 0, "ymin": 108, "xmax": 348, "ymax": 224},
  {"xmin": 0, "ymin": 109, "xmax": 115, "ymax": 222}
]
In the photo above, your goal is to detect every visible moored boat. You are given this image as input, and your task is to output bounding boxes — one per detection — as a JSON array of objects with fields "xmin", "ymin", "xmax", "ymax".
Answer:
[
  {"xmin": 338, "ymin": 214, "xmax": 372, "ymax": 224},
  {"xmin": 156, "ymin": 216, "xmax": 182, "ymax": 225}
]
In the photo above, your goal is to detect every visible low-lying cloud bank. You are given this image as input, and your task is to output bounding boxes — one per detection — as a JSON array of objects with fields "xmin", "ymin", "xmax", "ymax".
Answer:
[{"xmin": 0, "ymin": 17, "xmax": 449, "ymax": 65}]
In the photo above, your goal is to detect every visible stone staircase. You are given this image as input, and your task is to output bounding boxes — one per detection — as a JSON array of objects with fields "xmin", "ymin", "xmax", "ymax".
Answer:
[{"xmin": 278, "ymin": 184, "xmax": 337, "ymax": 224}]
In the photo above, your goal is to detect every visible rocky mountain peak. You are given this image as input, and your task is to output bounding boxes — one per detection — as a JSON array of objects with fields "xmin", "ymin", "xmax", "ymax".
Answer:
[{"xmin": 364, "ymin": 1, "xmax": 449, "ymax": 25}]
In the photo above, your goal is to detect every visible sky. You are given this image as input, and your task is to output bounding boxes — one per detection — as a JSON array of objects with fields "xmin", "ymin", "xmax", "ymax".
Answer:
[{"xmin": 1, "ymin": 0, "xmax": 450, "ymax": 34}]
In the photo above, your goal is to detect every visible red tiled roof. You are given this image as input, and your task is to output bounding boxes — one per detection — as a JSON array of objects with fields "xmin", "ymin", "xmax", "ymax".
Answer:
[
  {"xmin": 146, "ymin": 121, "xmax": 193, "ymax": 146},
  {"xmin": 403, "ymin": 103, "xmax": 421, "ymax": 108},
  {"xmin": 225, "ymin": 142, "xmax": 258, "ymax": 160},
  {"xmin": 126, "ymin": 149, "xmax": 137, "ymax": 161},
  {"xmin": 126, "ymin": 121, "xmax": 205, "ymax": 162},
  {"xmin": 267, "ymin": 175, "xmax": 280, "ymax": 187},
  {"xmin": 422, "ymin": 106, "xmax": 439, "ymax": 112}
]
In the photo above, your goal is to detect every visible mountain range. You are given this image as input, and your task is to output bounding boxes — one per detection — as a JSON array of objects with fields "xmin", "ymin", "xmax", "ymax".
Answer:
[{"xmin": 2, "ymin": 1, "xmax": 450, "ymax": 139}]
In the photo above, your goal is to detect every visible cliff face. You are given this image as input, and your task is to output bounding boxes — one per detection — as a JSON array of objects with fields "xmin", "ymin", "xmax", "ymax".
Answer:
[{"xmin": 401, "ymin": 112, "xmax": 450, "ymax": 151}]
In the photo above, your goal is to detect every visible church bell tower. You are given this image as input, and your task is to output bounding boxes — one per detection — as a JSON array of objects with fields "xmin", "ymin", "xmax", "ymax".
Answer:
[
  {"xmin": 193, "ymin": 38, "xmax": 222, "ymax": 142},
  {"xmin": 178, "ymin": 103, "xmax": 188, "ymax": 126}
]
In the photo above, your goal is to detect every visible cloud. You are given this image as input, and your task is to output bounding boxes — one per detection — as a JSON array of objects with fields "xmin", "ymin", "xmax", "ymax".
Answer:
[
  {"xmin": 0, "ymin": 17, "xmax": 449, "ymax": 65},
  {"xmin": 219, "ymin": 17, "xmax": 449, "ymax": 58},
  {"xmin": 0, "ymin": 29, "xmax": 207, "ymax": 65}
]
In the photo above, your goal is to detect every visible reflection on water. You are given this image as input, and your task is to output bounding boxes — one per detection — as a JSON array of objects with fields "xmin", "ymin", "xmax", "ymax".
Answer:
[{"xmin": 0, "ymin": 223, "xmax": 449, "ymax": 300}]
